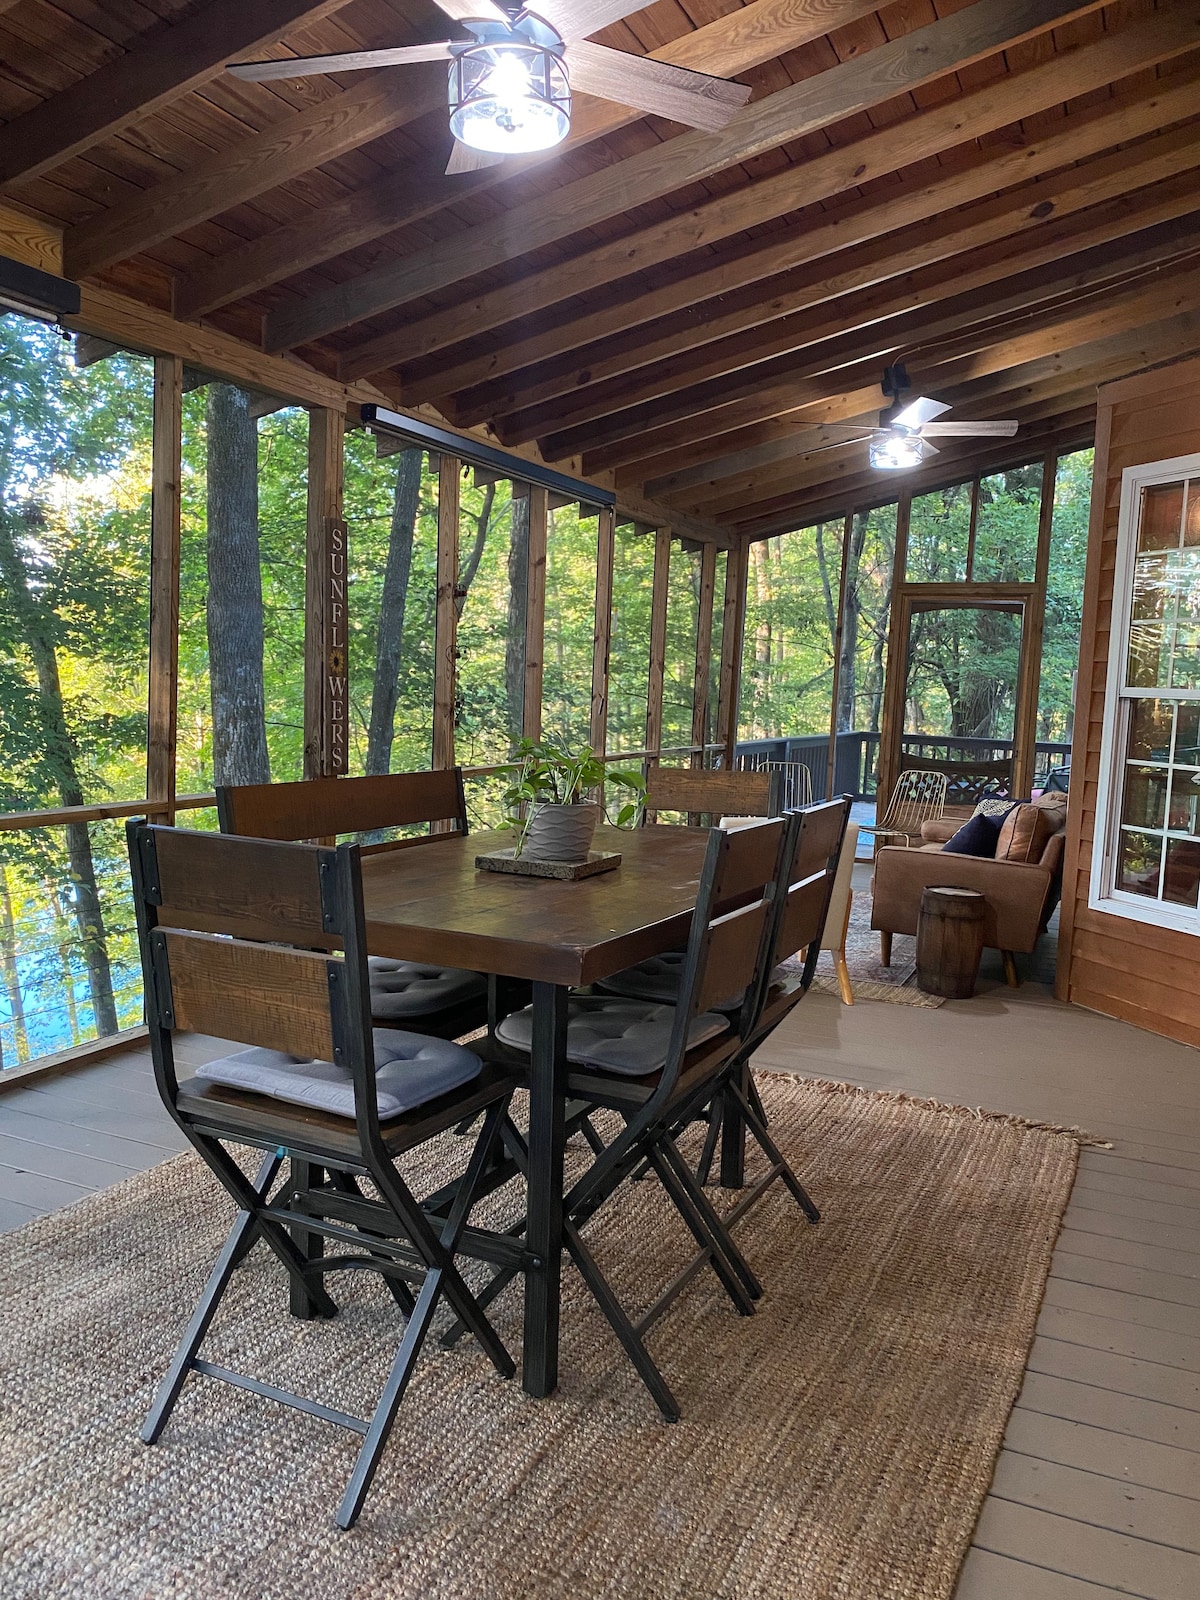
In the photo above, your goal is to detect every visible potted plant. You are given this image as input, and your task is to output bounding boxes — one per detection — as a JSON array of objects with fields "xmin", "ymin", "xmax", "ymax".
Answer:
[{"xmin": 501, "ymin": 738, "xmax": 645, "ymax": 862}]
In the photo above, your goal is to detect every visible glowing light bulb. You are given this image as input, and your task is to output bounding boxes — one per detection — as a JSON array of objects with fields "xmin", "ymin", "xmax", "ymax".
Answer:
[
  {"xmin": 449, "ymin": 28, "xmax": 570, "ymax": 155},
  {"xmin": 870, "ymin": 433, "xmax": 929, "ymax": 470}
]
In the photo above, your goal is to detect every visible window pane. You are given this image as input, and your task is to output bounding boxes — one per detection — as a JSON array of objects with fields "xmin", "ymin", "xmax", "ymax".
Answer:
[
  {"xmin": 740, "ymin": 523, "xmax": 842, "ymax": 740},
  {"xmin": 1167, "ymin": 766, "xmax": 1200, "ymax": 835},
  {"xmin": 1117, "ymin": 829, "xmax": 1163, "ymax": 897},
  {"xmin": 903, "ymin": 605, "xmax": 1022, "ymax": 742},
  {"xmin": 343, "ymin": 441, "xmax": 437, "ymax": 776},
  {"xmin": 607, "ymin": 524, "xmax": 654, "ymax": 755},
  {"xmin": 541, "ymin": 503, "xmax": 598, "ymax": 750},
  {"xmin": 1163, "ymin": 837, "xmax": 1200, "ymax": 907},
  {"xmin": 1128, "ymin": 697, "xmax": 1174, "ymax": 761},
  {"xmin": 907, "ymin": 482, "xmax": 969, "ymax": 581},
  {"xmin": 972, "ymin": 462, "xmax": 1042, "ymax": 582},
  {"xmin": 1138, "ymin": 481, "xmax": 1184, "ymax": 551},
  {"xmin": 1175, "ymin": 702, "xmax": 1200, "ymax": 766},
  {"xmin": 1185, "ymin": 481, "xmax": 1200, "ymax": 547},
  {"xmin": 1121, "ymin": 764, "xmax": 1167, "ymax": 830}
]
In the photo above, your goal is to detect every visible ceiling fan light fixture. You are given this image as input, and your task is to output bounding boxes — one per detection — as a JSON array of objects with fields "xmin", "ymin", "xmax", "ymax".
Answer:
[
  {"xmin": 869, "ymin": 432, "xmax": 935, "ymax": 471},
  {"xmin": 449, "ymin": 18, "xmax": 570, "ymax": 154}
]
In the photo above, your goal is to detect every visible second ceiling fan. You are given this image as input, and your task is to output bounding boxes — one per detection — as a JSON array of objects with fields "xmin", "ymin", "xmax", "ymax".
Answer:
[{"xmin": 229, "ymin": 0, "xmax": 752, "ymax": 173}]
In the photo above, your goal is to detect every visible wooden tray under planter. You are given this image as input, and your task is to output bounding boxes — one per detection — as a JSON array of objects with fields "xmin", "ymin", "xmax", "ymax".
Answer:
[{"xmin": 475, "ymin": 849, "xmax": 622, "ymax": 881}]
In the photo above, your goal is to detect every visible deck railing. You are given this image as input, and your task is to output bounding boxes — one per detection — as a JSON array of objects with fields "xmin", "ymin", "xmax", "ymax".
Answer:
[{"xmin": 734, "ymin": 733, "xmax": 1072, "ymax": 802}]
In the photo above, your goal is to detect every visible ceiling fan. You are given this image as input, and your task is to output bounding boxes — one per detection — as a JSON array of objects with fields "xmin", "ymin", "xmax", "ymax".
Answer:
[
  {"xmin": 802, "ymin": 365, "xmax": 1020, "ymax": 471},
  {"xmin": 228, "ymin": 0, "xmax": 751, "ymax": 174}
]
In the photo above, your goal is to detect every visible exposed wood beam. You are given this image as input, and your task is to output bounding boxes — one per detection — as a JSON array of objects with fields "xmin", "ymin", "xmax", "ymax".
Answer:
[
  {"xmin": 174, "ymin": 0, "xmax": 887, "ymax": 321},
  {"xmin": 280, "ymin": 0, "xmax": 1107, "ymax": 367},
  {"xmin": 63, "ymin": 68, "xmax": 446, "ymax": 280},
  {"xmin": 632, "ymin": 306, "xmax": 1200, "ymax": 495},
  {"xmin": 539, "ymin": 207, "xmax": 1200, "ymax": 460},
  {"xmin": 0, "ymin": 0, "xmax": 354, "ymax": 190},
  {"xmin": 371, "ymin": 6, "xmax": 1200, "ymax": 392},
  {"xmin": 730, "ymin": 411, "xmax": 1098, "ymax": 538},
  {"xmin": 499, "ymin": 140, "xmax": 1200, "ymax": 446},
  {"xmin": 613, "ymin": 491, "xmax": 735, "ymax": 549},
  {"xmin": 591, "ymin": 262, "xmax": 1200, "ymax": 476}
]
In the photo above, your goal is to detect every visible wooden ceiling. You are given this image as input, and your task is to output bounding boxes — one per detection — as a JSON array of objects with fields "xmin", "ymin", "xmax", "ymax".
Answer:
[{"xmin": 2, "ymin": 0, "xmax": 1198, "ymax": 537}]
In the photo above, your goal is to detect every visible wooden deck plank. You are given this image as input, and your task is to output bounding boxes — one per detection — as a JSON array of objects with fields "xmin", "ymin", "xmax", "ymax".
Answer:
[
  {"xmin": 1055, "ymin": 1228, "xmax": 1200, "ymax": 1282},
  {"xmin": 0, "ymin": 1165, "xmax": 95, "ymax": 1213},
  {"xmin": 0, "ymin": 1130, "xmax": 141, "ymax": 1190},
  {"xmin": 1003, "ymin": 1409, "xmax": 1200, "ymax": 1500},
  {"xmin": 1050, "ymin": 1251, "xmax": 1200, "ymax": 1309},
  {"xmin": 1077, "ymin": 1155, "xmax": 1200, "ymax": 1193},
  {"xmin": 973, "ymin": 1496, "xmax": 1200, "ymax": 1598},
  {"xmin": 1043, "ymin": 1277, "xmax": 1200, "ymax": 1338},
  {"xmin": 989, "ymin": 1452, "xmax": 1200, "ymax": 1553},
  {"xmin": 1016, "ymin": 1371, "xmax": 1200, "ymax": 1453},
  {"xmin": 1027, "ymin": 1336, "xmax": 1200, "ymax": 1411},
  {"xmin": 954, "ymin": 1547, "xmax": 1132, "ymax": 1599},
  {"xmin": 0, "ymin": 1195, "xmax": 41, "ymax": 1232},
  {"xmin": 0, "ymin": 1102, "xmax": 178, "ymax": 1167},
  {"xmin": 1058, "ymin": 1207, "xmax": 1200, "ymax": 1257},
  {"xmin": 1074, "ymin": 1170, "xmax": 1200, "ymax": 1210},
  {"xmin": 1034, "ymin": 1306, "xmax": 1200, "ymax": 1372}
]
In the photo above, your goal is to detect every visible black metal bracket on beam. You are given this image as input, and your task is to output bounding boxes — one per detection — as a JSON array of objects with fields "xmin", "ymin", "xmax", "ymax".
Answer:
[
  {"xmin": 0, "ymin": 254, "xmax": 81, "ymax": 323},
  {"xmin": 359, "ymin": 404, "xmax": 615, "ymax": 511}
]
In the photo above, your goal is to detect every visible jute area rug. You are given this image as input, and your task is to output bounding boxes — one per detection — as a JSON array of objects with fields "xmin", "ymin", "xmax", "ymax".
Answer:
[
  {"xmin": 0, "ymin": 1075, "xmax": 1079, "ymax": 1600},
  {"xmin": 814, "ymin": 889, "xmax": 946, "ymax": 1008}
]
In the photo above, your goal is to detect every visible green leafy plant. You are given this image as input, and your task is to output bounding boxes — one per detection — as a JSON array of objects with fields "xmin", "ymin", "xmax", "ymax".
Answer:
[{"xmin": 500, "ymin": 737, "xmax": 646, "ymax": 854}]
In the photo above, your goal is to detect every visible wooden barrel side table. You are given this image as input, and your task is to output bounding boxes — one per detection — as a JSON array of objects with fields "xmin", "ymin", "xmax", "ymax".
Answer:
[{"xmin": 916, "ymin": 886, "xmax": 986, "ymax": 999}]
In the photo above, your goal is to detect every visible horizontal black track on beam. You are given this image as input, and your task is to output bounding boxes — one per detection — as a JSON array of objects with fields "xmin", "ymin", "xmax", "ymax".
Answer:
[{"xmin": 360, "ymin": 404, "xmax": 615, "ymax": 509}]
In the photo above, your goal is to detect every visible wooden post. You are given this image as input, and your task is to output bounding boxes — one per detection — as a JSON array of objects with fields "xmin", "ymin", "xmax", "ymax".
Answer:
[
  {"xmin": 147, "ymin": 354, "xmax": 182, "ymax": 819},
  {"xmin": 717, "ymin": 538, "xmax": 748, "ymax": 765},
  {"xmin": 303, "ymin": 407, "xmax": 346, "ymax": 780},
  {"xmin": 691, "ymin": 541, "xmax": 718, "ymax": 766},
  {"xmin": 590, "ymin": 505, "xmax": 615, "ymax": 757},
  {"xmin": 875, "ymin": 492, "xmax": 912, "ymax": 821},
  {"xmin": 1012, "ymin": 450, "xmax": 1056, "ymax": 799},
  {"xmin": 523, "ymin": 485, "xmax": 548, "ymax": 741},
  {"xmin": 824, "ymin": 511, "xmax": 853, "ymax": 799},
  {"xmin": 433, "ymin": 453, "xmax": 460, "ymax": 773},
  {"xmin": 645, "ymin": 526, "xmax": 670, "ymax": 764}
]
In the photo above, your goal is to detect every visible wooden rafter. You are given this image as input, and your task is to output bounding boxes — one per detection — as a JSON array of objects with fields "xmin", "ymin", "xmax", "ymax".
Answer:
[
  {"xmin": 0, "ymin": 0, "xmax": 354, "ymax": 190},
  {"xmin": 266, "ymin": 0, "xmax": 1109, "ymax": 366}
]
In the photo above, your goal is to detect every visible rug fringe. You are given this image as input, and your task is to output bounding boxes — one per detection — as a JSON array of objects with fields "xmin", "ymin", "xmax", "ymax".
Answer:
[{"xmin": 753, "ymin": 1070, "xmax": 1113, "ymax": 1148}]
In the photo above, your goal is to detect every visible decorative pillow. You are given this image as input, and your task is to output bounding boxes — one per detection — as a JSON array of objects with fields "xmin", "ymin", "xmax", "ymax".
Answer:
[
  {"xmin": 941, "ymin": 812, "xmax": 1003, "ymax": 857},
  {"xmin": 995, "ymin": 802, "xmax": 1056, "ymax": 863},
  {"xmin": 972, "ymin": 796, "xmax": 1017, "ymax": 822}
]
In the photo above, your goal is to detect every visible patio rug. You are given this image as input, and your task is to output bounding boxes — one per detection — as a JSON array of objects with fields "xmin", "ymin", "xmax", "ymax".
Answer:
[{"xmin": 0, "ymin": 1074, "xmax": 1080, "ymax": 1600}]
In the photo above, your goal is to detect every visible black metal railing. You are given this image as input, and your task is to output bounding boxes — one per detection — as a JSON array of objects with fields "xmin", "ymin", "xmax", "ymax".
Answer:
[{"xmin": 734, "ymin": 732, "xmax": 1071, "ymax": 801}]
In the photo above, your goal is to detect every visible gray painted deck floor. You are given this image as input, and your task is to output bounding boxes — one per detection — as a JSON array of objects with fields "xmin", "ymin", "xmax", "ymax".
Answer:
[{"xmin": 1, "ymin": 920, "xmax": 1197, "ymax": 1599}]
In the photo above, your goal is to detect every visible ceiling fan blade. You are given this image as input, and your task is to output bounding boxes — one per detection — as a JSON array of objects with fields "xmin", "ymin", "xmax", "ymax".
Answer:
[
  {"xmin": 892, "ymin": 396, "xmax": 951, "ymax": 429},
  {"xmin": 917, "ymin": 420, "xmax": 1020, "ymax": 438},
  {"xmin": 566, "ymin": 41, "xmax": 750, "ymax": 131},
  {"xmin": 537, "ymin": 0, "xmax": 663, "ymax": 44},
  {"xmin": 446, "ymin": 140, "xmax": 507, "ymax": 175},
  {"xmin": 429, "ymin": 0, "xmax": 508, "ymax": 22},
  {"xmin": 228, "ymin": 42, "xmax": 454, "ymax": 81}
]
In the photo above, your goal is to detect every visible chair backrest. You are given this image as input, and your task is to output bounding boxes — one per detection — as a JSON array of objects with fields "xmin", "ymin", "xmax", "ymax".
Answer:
[
  {"xmin": 646, "ymin": 765, "xmax": 781, "ymax": 823},
  {"xmin": 820, "ymin": 820, "xmax": 858, "ymax": 953},
  {"xmin": 878, "ymin": 768, "xmax": 947, "ymax": 836},
  {"xmin": 736, "ymin": 756, "xmax": 812, "ymax": 809},
  {"xmin": 660, "ymin": 816, "xmax": 789, "ymax": 1093},
  {"xmin": 127, "ymin": 821, "xmax": 382, "ymax": 1150},
  {"xmin": 216, "ymin": 769, "xmax": 468, "ymax": 848},
  {"xmin": 769, "ymin": 797, "xmax": 852, "ymax": 980}
]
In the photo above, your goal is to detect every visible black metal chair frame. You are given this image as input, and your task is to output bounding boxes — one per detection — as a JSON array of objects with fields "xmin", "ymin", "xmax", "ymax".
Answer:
[{"xmin": 128, "ymin": 821, "xmax": 526, "ymax": 1530}]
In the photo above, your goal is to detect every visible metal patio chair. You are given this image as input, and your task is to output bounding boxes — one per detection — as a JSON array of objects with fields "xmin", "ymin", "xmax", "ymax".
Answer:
[
  {"xmin": 857, "ymin": 767, "xmax": 948, "ymax": 851},
  {"xmin": 735, "ymin": 755, "xmax": 813, "ymax": 809},
  {"xmin": 127, "ymin": 821, "xmax": 520, "ymax": 1530},
  {"xmin": 217, "ymin": 769, "xmax": 496, "ymax": 1040}
]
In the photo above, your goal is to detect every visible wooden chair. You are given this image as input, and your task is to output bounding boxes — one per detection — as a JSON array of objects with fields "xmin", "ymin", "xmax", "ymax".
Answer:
[
  {"xmin": 126, "ymin": 821, "xmax": 519, "ymax": 1530},
  {"xmin": 645, "ymin": 764, "xmax": 782, "ymax": 825},
  {"xmin": 217, "ymin": 769, "xmax": 492, "ymax": 1040},
  {"xmin": 216, "ymin": 767, "xmax": 468, "ymax": 848},
  {"xmin": 858, "ymin": 768, "xmax": 947, "ymax": 851},
  {"xmin": 487, "ymin": 818, "xmax": 795, "ymax": 1421}
]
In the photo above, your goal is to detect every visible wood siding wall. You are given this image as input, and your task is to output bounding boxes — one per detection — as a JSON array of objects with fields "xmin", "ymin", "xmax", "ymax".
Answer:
[{"xmin": 1057, "ymin": 354, "xmax": 1200, "ymax": 1049}]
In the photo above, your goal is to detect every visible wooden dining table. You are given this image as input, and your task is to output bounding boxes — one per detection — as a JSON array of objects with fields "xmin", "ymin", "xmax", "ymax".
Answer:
[{"xmin": 358, "ymin": 821, "xmax": 715, "ymax": 1399}]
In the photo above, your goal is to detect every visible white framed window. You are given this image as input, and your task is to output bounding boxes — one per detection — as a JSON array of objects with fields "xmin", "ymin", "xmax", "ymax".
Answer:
[{"xmin": 1091, "ymin": 454, "xmax": 1200, "ymax": 934}]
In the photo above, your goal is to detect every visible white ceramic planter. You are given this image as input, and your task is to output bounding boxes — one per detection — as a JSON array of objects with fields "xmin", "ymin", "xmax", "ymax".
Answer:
[{"xmin": 522, "ymin": 801, "xmax": 600, "ymax": 863}]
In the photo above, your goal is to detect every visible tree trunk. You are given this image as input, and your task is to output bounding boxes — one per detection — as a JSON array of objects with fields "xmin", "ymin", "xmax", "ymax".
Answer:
[
  {"xmin": 506, "ymin": 490, "xmax": 529, "ymax": 744},
  {"xmin": 0, "ymin": 510, "xmax": 119, "ymax": 1037},
  {"xmin": 47, "ymin": 883, "xmax": 80, "ymax": 1042},
  {"xmin": 365, "ymin": 448, "xmax": 421, "ymax": 775},
  {"xmin": 205, "ymin": 383, "xmax": 270, "ymax": 786},
  {"xmin": 457, "ymin": 481, "xmax": 494, "ymax": 615},
  {"xmin": 0, "ymin": 866, "xmax": 28, "ymax": 1062},
  {"xmin": 837, "ymin": 514, "xmax": 868, "ymax": 732}
]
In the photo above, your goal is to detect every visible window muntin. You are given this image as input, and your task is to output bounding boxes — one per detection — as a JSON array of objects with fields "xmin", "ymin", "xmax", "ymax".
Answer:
[{"xmin": 1093, "ymin": 460, "xmax": 1200, "ymax": 930}]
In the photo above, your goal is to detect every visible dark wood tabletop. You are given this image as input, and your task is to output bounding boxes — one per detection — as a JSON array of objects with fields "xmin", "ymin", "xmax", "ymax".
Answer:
[{"xmin": 360, "ymin": 823, "xmax": 711, "ymax": 986}]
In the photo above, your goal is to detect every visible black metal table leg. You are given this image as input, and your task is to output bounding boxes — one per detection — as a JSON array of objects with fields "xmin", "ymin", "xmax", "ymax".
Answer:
[
  {"xmin": 289, "ymin": 1157, "xmax": 324, "ymax": 1318},
  {"xmin": 719, "ymin": 1063, "xmax": 749, "ymax": 1189},
  {"xmin": 522, "ymin": 981, "xmax": 568, "ymax": 1398}
]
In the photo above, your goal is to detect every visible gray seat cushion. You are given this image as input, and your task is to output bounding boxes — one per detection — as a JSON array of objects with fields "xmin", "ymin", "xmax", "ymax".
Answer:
[
  {"xmin": 596, "ymin": 952, "xmax": 744, "ymax": 1013},
  {"xmin": 194, "ymin": 1030, "xmax": 482, "ymax": 1120},
  {"xmin": 495, "ymin": 996, "xmax": 729, "ymax": 1077},
  {"xmin": 367, "ymin": 957, "xmax": 487, "ymax": 1020}
]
